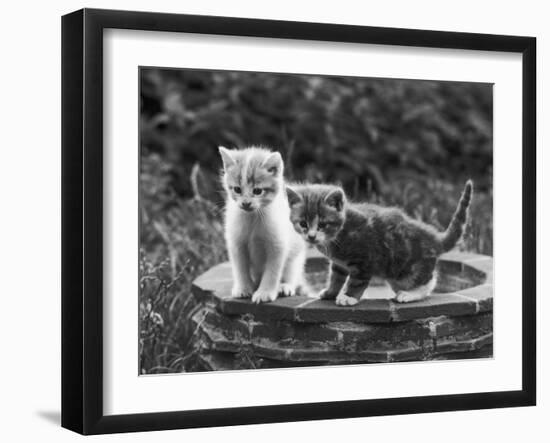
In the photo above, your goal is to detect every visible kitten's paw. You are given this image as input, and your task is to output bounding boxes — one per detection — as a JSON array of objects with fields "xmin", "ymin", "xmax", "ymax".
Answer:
[
  {"xmin": 318, "ymin": 288, "xmax": 338, "ymax": 300},
  {"xmin": 252, "ymin": 289, "xmax": 278, "ymax": 304},
  {"xmin": 231, "ymin": 284, "xmax": 254, "ymax": 299},
  {"xmin": 335, "ymin": 293, "xmax": 359, "ymax": 306},
  {"xmin": 278, "ymin": 283, "xmax": 296, "ymax": 297},
  {"xmin": 395, "ymin": 291, "xmax": 423, "ymax": 303}
]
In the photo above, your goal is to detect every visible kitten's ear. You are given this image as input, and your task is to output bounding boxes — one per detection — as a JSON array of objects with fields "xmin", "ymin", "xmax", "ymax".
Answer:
[
  {"xmin": 263, "ymin": 151, "xmax": 283, "ymax": 175},
  {"xmin": 325, "ymin": 188, "xmax": 345, "ymax": 211},
  {"xmin": 286, "ymin": 186, "xmax": 302, "ymax": 207},
  {"xmin": 218, "ymin": 146, "xmax": 236, "ymax": 169}
]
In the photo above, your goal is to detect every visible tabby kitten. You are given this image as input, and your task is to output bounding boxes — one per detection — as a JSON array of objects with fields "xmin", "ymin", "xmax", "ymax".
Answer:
[
  {"xmin": 286, "ymin": 181, "xmax": 473, "ymax": 305},
  {"xmin": 219, "ymin": 146, "xmax": 307, "ymax": 304}
]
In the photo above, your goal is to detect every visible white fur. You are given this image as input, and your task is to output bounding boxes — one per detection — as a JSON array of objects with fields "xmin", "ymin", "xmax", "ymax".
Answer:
[
  {"xmin": 222, "ymin": 148, "xmax": 306, "ymax": 304},
  {"xmin": 335, "ymin": 293, "xmax": 359, "ymax": 306},
  {"xmin": 394, "ymin": 274, "xmax": 437, "ymax": 303}
]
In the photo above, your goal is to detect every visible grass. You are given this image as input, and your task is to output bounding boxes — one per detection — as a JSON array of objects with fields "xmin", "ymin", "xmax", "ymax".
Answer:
[
  {"xmin": 138, "ymin": 154, "xmax": 492, "ymax": 374},
  {"xmin": 139, "ymin": 154, "xmax": 227, "ymax": 373}
]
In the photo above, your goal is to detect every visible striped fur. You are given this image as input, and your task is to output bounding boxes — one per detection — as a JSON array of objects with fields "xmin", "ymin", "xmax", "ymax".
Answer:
[
  {"xmin": 439, "ymin": 180, "xmax": 474, "ymax": 252},
  {"xmin": 287, "ymin": 181, "xmax": 473, "ymax": 304}
]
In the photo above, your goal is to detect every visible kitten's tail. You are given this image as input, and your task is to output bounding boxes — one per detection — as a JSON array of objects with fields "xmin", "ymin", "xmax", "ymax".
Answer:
[{"xmin": 439, "ymin": 180, "xmax": 473, "ymax": 252}]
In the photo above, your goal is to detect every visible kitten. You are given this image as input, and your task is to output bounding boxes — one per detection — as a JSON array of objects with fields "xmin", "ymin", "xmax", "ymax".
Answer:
[
  {"xmin": 219, "ymin": 146, "xmax": 307, "ymax": 304},
  {"xmin": 286, "ymin": 181, "xmax": 473, "ymax": 305}
]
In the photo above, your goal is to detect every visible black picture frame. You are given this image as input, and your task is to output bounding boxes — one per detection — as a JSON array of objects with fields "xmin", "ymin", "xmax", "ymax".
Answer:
[{"xmin": 61, "ymin": 8, "xmax": 536, "ymax": 435}]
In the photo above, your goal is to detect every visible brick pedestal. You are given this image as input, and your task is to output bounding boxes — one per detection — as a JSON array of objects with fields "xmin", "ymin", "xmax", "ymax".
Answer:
[{"xmin": 186, "ymin": 250, "xmax": 493, "ymax": 371}]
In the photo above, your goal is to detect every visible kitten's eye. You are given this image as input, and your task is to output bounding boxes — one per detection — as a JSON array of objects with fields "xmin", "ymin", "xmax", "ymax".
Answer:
[
  {"xmin": 318, "ymin": 222, "xmax": 326, "ymax": 229},
  {"xmin": 252, "ymin": 188, "xmax": 263, "ymax": 195},
  {"xmin": 233, "ymin": 186, "xmax": 242, "ymax": 194},
  {"xmin": 299, "ymin": 221, "xmax": 308, "ymax": 228}
]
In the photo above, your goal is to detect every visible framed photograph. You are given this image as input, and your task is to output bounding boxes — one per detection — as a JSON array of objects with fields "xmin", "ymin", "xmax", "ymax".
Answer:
[{"xmin": 62, "ymin": 8, "xmax": 536, "ymax": 435}]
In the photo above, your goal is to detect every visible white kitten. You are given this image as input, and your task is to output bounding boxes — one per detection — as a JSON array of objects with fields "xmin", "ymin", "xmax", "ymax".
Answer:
[{"xmin": 219, "ymin": 146, "xmax": 306, "ymax": 304}]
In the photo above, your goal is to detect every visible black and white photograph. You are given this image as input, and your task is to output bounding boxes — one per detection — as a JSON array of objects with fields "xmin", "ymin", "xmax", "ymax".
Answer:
[
  {"xmin": 61, "ymin": 9, "xmax": 537, "ymax": 431},
  {"xmin": 1, "ymin": 0, "xmax": 545, "ymax": 439},
  {"xmin": 139, "ymin": 67, "xmax": 494, "ymax": 374}
]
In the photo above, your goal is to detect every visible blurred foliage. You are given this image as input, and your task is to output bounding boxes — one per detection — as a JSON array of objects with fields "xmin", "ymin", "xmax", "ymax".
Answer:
[
  {"xmin": 140, "ymin": 68, "xmax": 492, "ymax": 197},
  {"xmin": 139, "ymin": 68, "xmax": 493, "ymax": 374}
]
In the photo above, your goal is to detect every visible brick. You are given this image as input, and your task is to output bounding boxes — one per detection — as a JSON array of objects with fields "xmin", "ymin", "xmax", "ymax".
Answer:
[
  {"xmin": 463, "ymin": 266, "xmax": 488, "ymax": 287},
  {"xmin": 200, "ymin": 308, "xmax": 251, "ymax": 340},
  {"xmin": 456, "ymin": 284, "xmax": 493, "ymax": 313},
  {"xmin": 332, "ymin": 321, "xmax": 430, "ymax": 352},
  {"xmin": 192, "ymin": 262, "xmax": 232, "ymax": 291},
  {"xmin": 436, "ymin": 270, "xmax": 478, "ymax": 293},
  {"xmin": 390, "ymin": 293, "xmax": 477, "ymax": 322},
  {"xmin": 195, "ymin": 352, "xmax": 238, "ymax": 371},
  {"xmin": 290, "ymin": 348, "xmax": 390, "ymax": 363},
  {"xmin": 440, "ymin": 250, "xmax": 488, "ymax": 264},
  {"xmin": 327, "ymin": 349, "xmax": 391, "ymax": 363},
  {"xmin": 221, "ymin": 294, "xmax": 312, "ymax": 320},
  {"xmin": 435, "ymin": 332, "xmax": 493, "ymax": 355},
  {"xmin": 191, "ymin": 262, "xmax": 233, "ymax": 307},
  {"xmin": 427, "ymin": 313, "xmax": 493, "ymax": 337},
  {"xmin": 250, "ymin": 341, "xmax": 391, "ymax": 363},
  {"xmin": 437, "ymin": 258, "xmax": 463, "ymax": 275},
  {"xmin": 464, "ymin": 256, "xmax": 494, "ymax": 275},
  {"xmin": 251, "ymin": 321, "xmax": 339, "ymax": 345},
  {"xmin": 387, "ymin": 344, "xmax": 425, "ymax": 362},
  {"xmin": 434, "ymin": 344, "xmax": 493, "ymax": 361},
  {"xmin": 199, "ymin": 325, "xmax": 241, "ymax": 353},
  {"xmin": 295, "ymin": 298, "xmax": 392, "ymax": 323}
]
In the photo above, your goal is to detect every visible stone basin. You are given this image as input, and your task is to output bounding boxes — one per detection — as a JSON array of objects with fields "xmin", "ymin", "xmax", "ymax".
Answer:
[{"xmin": 186, "ymin": 249, "xmax": 493, "ymax": 371}]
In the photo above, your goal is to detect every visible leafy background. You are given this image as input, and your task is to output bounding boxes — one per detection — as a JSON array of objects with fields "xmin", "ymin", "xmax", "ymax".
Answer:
[{"xmin": 139, "ymin": 68, "xmax": 493, "ymax": 374}]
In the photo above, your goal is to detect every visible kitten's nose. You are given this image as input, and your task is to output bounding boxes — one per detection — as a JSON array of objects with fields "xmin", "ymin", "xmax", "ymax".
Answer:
[
  {"xmin": 241, "ymin": 202, "xmax": 252, "ymax": 211},
  {"xmin": 307, "ymin": 233, "xmax": 317, "ymax": 242}
]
